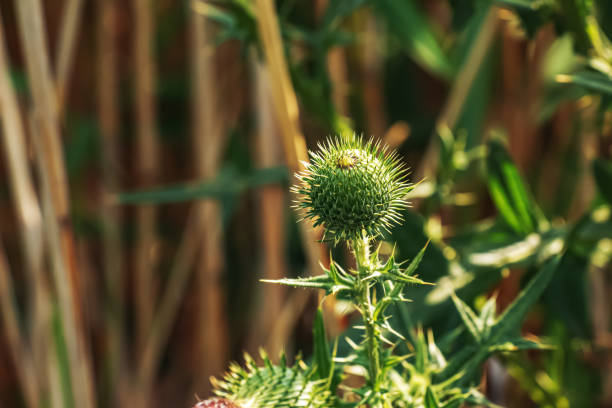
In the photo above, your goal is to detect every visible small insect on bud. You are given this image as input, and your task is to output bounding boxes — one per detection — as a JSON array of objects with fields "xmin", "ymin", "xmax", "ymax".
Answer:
[{"xmin": 194, "ymin": 398, "xmax": 241, "ymax": 408}]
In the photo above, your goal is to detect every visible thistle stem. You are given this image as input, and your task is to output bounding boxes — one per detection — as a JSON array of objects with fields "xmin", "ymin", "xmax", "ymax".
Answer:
[{"xmin": 352, "ymin": 231, "xmax": 381, "ymax": 391}]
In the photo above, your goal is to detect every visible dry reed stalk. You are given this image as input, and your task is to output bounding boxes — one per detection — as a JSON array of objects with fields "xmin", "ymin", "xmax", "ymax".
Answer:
[
  {"xmin": 253, "ymin": 0, "xmax": 323, "ymax": 252},
  {"xmin": 0, "ymin": 9, "xmax": 63, "ymax": 407},
  {"xmin": 361, "ymin": 13, "xmax": 388, "ymax": 138},
  {"xmin": 531, "ymin": 28, "xmax": 573, "ymax": 207},
  {"xmin": 0, "ymin": 240, "xmax": 39, "ymax": 408},
  {"xmin": 45, "ymin": 342, "xmax": 66, "ymax": 408},
  {"xmin": 249, "ymin": 59, "xmax": 286, "ymax": 355},
  {"xmin": 499, "ymin": 17, "xmax": 541, "ymax": 171},
  {"xmin": 55, "ymin": 0, "xmax": 84, "ymax": 115},
  {"xmin": 589, "ymin": 262, "xmax": 612, "ymax": 403},
  {"xmin": 416, "ymin": 6, "xmax": 500, "ymax": 181},
  {"xmin": 190, "ymin": 3, "xmax": 229, "ymax": 394},
  {"xmin": 29, "ymin": 110, "xmax": 96, "ymax": 408},
  {"xmin": 15, "ymin": 0, "xmax": 96, "ymax": 406},
  {"xmin": 0, "ymin": 0, "xmax": 46, "ymax": 351},
  {"xmin": 97, "ymin": 0, "xmax": 125, "ymax": 398},
  {"xmin": 328, "ymin": 47, "xmax": 350, "ymax": 116},
  {"xmin": 383, "ymin": 121, "xmax": 411, "ymax": 148},
  {"xmin": 315, "ymin": 0, "xmax": 350, "ymax": 117},
  {"xmin": 127, "ymin": 4, "xmax": 240, "ymax": 402},
  {"xmin": 132, "ymin": 0, "xmax": 160, "ymax": 352},
  {"xmin": 255, "ymin": 0, "xmax": 329, "ymax": 345},
  {"xmin": 0, "ymin": 11, "xmax": 44, "ymax": 287},
  {"xmin": 254, "ymin": 0, "xmax": 307, "ymax": 169},
  {"xmin": 265, "ymin": 288, "xmax": 312, "ymax": 353},
  {"xmin": 572, "ymin": 103, "xmax": 598, "ymax": 211},
  {"xmin": 137, "ymin": 210, "xmax": 201, "ymax": 390},
  {"xmin": 97, "ymin": 0, "xmax": 125, "ymax": 400}
]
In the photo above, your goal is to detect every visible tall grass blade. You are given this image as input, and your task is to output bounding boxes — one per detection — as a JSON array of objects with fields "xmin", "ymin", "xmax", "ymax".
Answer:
[{"xmin": 375, "ymin": 0, "xmax": 453, "ymax": 80}]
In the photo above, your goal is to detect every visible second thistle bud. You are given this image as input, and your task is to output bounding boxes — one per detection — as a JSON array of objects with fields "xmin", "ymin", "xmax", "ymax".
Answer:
[
  {"xmin": 194, "ymin": 398, "xmax": 241, "ymax": 408},
  {"xmin": 293, "ymin": 135, "xmax": 411, "ymax": 243}
]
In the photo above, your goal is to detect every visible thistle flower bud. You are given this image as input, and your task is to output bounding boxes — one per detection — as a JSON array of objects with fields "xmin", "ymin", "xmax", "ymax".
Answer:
[
  {"xmin": 293, "ymin": 135, "xmax": 411, "ymax": 242},
  {"xmin": 194, "ymin": 398, "xmax": 241, "ymax": 408}
]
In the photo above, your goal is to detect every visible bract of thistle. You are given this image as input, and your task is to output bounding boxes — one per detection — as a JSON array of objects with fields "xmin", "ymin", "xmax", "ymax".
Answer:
[{"xmin": 292, "ymin": 135, "xmax": 412, "ymax": 243}]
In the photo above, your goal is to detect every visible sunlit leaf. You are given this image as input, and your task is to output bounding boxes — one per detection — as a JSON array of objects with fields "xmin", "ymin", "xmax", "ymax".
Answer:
[
  {"xmin": 557, "ymin": 70, "xmax": 612, "ymax": 95},
  {"xmin": 488, "ymin": 337, "xmax": 554, "ymax": 352},
  {"xmin": 261, "ymin": 274, "xmax": 332, "ymax": 290},
  {"xmin": 450, "ymin": 293, "xmax": 482, "ymax": 343}
]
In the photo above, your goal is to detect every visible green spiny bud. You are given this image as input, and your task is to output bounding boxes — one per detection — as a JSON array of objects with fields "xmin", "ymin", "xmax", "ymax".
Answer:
[{"xmin": 293, "ymin": 135, "xmax": 411, "ymax": 243}]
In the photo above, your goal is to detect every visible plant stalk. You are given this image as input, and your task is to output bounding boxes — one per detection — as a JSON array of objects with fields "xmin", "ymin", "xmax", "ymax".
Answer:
[{"xmin": 352, "ymin": 231, "xmax": 381, "ymax": 391}]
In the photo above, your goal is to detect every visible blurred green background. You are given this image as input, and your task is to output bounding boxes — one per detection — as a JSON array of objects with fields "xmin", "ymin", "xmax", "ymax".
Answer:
[{"xmin": 1, "ymin": 0, "xmax": 612, "ymax": 407}]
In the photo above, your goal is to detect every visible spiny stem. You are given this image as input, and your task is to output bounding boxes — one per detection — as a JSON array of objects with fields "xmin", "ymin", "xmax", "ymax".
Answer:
[{"xmin": 352, "ymin": 231, "xmax": 381, "ymax": 391}]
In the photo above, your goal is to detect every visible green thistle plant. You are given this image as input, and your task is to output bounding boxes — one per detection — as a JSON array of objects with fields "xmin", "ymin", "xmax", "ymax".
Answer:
[
  {"xmin": 209, "ymin": 135, "xmax": 554, "ymax": 408},
  {"xmin": 293, "ymin": 135, "xmax": 411, "ymax": 243}
]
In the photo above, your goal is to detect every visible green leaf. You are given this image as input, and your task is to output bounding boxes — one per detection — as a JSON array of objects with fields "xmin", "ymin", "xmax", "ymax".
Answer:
[
  {"xmin": 450, "ymin": 293, "xmax": 482, "ymax": 343},
  {"xmin": 118, "ymin": 166, "xmax": 287, "ymax": 205},
  {"xmin": 487, "ymin": 176, "xmax": 524, "ymax": 233},
  {"xmin": 463, "ymin": 228, "xmax": 565, "ymax": 269},
  {"xmin": 557, "ymin": 71, "xmax": 612, "ymax": 96},
  {"xmin": 386, "ymin": 242, "xmax": 432, "ymax": 289},
  {"xmin": 464, "ymin": 390, "xmax": 504, "ymax": 407},
  {"xmin": 193, "ymin": 2, "xmax": 236, "ymax": 27},
  {"xmin": 376, "ymin": 0, "xmax": 454, "ymax": 79},
  {"xmin": 191, "ymin": 0, "xmax": 258, "ymax": 46},
  {"xmin": 486, "ymin": 139, "xmax": 539, "ymax": 235},
  {"xmin": 488, "ymin": 337, "xmax": 554, "ymax": 352},
  {"xmin": 415, "ymin": 329, "xmax": 429, "ymax": 373},
  {"xmin": 373, "ymin": 243, "xmax": 432, "ymax": 322},
  {"xmin": 490, "ymin": 255, "xmax": 562, "ymax": 342},
  {"xmin": 261, "ymin": 274, "xmax": 333, "ymax": 290},
  {"xmin": 593, "ymin": 158, "xmax": 612, "ymax": 204},
  {"xmin": 403, "ymin": 240, "xmax": 430, "ymax": 277},
  {"xmin": 425, "ymin": 387, "xmax": 441, "ymax": 408},
  {"xmin": 542, "ymin": 35, "xmax": 581, "ymax": 83},
  {"xmin": 479, "ymin": 295, "xmax": 498, "ymax": 340},
  {"xmin": 443, "ymin": 257, "xmax": 561, "ymax": 385},
  {"xmin": 313, "ymin": 309, "xmax": 331, "ymax": 380},
  {"xmin": 387, "ymin": 271, "xmax": 432, "ymax": 286}
]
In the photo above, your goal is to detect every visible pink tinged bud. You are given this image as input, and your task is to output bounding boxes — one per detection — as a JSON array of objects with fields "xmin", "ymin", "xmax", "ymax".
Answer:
[{"xmin": 194, "ymin": 398, "xmax": 241, "ymax": 408}]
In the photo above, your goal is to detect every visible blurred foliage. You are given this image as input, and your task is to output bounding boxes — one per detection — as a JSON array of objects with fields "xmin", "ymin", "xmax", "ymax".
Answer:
[
  {"xmin": 114, "ymin": 0, "xmax": 612, "ymax": 406},
  {"xmin": 3, "ymin": 0, "xmax": 612, "ymax": 406}
]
